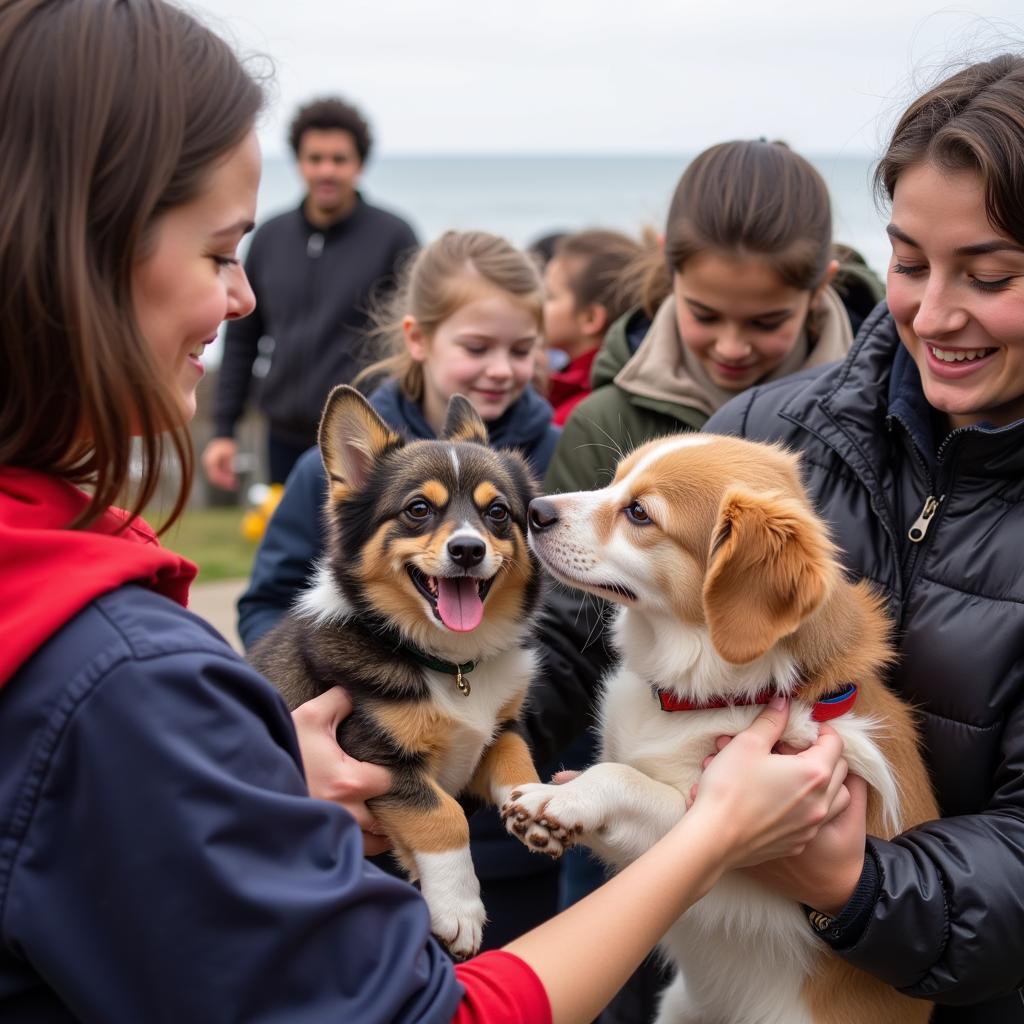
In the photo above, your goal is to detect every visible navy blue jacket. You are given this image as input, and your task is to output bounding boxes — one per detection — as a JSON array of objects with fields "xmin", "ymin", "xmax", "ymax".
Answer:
[{"xmin": 0, "ymin": 586, "xmax": 462, "ymax": 1022}]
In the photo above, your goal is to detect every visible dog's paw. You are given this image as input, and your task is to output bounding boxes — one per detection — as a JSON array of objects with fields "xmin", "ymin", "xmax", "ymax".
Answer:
[
  {"xmin": 502, "ymin": 782, "xmax": 587, "ymax": 859},
  {"xmin": 429, "ymin": 894, "xmax": 486, "ymax": 960}
]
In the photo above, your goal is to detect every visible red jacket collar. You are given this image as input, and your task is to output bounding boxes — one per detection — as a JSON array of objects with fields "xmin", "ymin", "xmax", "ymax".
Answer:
[
  {"xmin": 549, "ymin": 347, "xmax": 599, "ymax": 426},
  {"xmin": 0, "ymin": 468, "xmax": 197, "ymax": 687}
]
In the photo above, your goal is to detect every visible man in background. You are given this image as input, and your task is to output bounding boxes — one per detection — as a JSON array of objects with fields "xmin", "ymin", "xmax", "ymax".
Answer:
[{"xmin": 203, "ymin": 96, "xmax": 418, "ymax": 489}]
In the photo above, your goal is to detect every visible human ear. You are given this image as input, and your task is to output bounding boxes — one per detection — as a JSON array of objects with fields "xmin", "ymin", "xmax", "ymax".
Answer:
[
  {"xmin": 402, "ymin": 316, "xmax": 429, "ymax": 363},
  {"xmin": 813, "ymin": 259, "xmax": 841, "ymax": 304},
  {"xmin": 580, "ymin": 303, "xmax": 609, "ymax": 338}
]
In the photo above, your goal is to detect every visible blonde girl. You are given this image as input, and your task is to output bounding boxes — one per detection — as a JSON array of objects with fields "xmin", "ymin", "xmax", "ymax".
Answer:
[{"xmin": 357, "ymin": 229, "xmax": 560, "ymax": 476}]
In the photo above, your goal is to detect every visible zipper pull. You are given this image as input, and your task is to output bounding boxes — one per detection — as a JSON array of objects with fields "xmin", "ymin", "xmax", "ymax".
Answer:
[{"xmin": 908, "ymin": 494, "xmax": 942, "ymax": 543}]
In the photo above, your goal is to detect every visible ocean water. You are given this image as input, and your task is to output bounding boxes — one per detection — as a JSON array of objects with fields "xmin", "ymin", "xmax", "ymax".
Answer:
[
  {"xmin": 203, "ymin": 153, "xmax": 889, "ymax": 370},
  {"xmin": 256, "ymin": 152, "xmax": 892, "ymax": 280}
]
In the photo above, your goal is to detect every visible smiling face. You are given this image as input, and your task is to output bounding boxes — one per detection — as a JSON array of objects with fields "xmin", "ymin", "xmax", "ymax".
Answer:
[
  {"xmin": 404, "ymin": 280, "xmax": 541, "ymax": 432},
  {"xmin": 886, "ymin": 161, "xmax": 1024, "ymax": 429},
  {"xmin": 318, "ymin": 388, "xmax": 541, "ymax": 658},
  {"xmin": 131, "ymin": 130, "xmax": 260, "ymax": 422},
  {"xmin": 672, "ymin": 251, "xmax": 821, "ymax": 392}
]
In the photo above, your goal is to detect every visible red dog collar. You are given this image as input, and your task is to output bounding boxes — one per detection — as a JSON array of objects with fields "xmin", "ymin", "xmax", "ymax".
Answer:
[{"xmin": 654, "ymin": 683, "xmax": 858, "ymax": 723}]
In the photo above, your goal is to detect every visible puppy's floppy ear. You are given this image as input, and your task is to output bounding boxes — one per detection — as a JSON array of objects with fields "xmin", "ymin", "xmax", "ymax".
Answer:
[
  {"xmin": 702, "ymin": 488, "xmax": 837, "ymax": 664},
  {"xmin": 441, "ymin": 394, "xmax": 488, "ymax": 445},
  {"xmin": 318, "ymin": 385, "xmax": 403, "ymax": 496}
]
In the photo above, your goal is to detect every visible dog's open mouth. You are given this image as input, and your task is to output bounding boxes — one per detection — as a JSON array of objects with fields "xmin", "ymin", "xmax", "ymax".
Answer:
[{"xmin": 407, "ymin": 566, "xmax": 496, "ymax": 632}]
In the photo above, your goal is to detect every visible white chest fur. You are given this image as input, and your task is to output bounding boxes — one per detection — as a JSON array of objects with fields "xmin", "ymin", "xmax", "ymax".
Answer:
[{"xmin": 426, "ymin": 645, "xmax": 537, "ymax": 796}]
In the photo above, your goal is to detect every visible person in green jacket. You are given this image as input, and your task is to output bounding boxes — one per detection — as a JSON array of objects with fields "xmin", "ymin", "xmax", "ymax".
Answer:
[{"xmin": 544, "ymin": 139, "xmax": 883, "ymax": 496}]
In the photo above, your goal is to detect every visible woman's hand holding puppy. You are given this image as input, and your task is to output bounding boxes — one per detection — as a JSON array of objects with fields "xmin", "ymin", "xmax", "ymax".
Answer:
[
  {"xmin": 291, "ymin": 687, "xmax": 393, "ymax": 856},
  {"xmin": 687, "ymin": 695, "xmax": 851, "ymax": 870}
]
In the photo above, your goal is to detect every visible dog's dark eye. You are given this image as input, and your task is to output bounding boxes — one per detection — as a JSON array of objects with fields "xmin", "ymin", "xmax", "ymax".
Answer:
[
  {"xmin": 625, "ymin": 500, "xmax": 651, "ymax": 525},
  {"xmin": 405, "ymin": 499, "xmax": 432, "ymax": 521},
  {"xmin": 486, "ymin": 501, "xmax": 510, "ymax": 524}
]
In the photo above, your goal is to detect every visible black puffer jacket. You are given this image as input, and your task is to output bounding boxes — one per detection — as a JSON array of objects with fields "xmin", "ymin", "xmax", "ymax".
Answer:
[{"xmin": 707, "ymin": 303, "xmax": 1024, "ymax": 1022}]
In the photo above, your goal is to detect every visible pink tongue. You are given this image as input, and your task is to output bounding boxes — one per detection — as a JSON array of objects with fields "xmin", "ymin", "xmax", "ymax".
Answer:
[{"xmin": 436, "ymin": 577, "xmax": 484, "ymax": 632}]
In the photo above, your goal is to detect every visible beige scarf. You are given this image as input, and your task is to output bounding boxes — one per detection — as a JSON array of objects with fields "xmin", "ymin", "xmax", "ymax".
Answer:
[{"xmin": 614, "ymin": 286, "xmax": 853, "ymax": 418}]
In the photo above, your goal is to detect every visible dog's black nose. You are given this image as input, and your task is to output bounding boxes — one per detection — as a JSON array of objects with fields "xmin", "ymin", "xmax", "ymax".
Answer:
[
  {"xmin": 528, "ymin": 498, "xmax": 560, "ymax": 533},
  {"xmin": 448, "ymin": 537, "xmax": 486, "ymax": 568}
]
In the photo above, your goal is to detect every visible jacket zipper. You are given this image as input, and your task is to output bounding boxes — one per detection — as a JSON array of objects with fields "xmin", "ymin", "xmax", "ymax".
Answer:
[
  {"xmin": 908, "ymin": 494, "xmax": 943, "ymax": 543},
  {"xmin": 887, "ymin": 413, "xmax": 953, "ymax": 604}
]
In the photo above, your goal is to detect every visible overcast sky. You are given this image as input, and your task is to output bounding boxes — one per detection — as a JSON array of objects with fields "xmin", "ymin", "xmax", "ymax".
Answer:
[{"xmin": 191, "ymin": 1, "xmax": 1023, "ymax": 157}]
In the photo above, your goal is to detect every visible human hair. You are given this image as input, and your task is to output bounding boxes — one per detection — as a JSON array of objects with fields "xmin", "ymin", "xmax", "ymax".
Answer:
[
  {"xmin": 288, "ymin": 96, "xmax": 373, "ymax": 162},
  {"xmin": 360, "ymin": 231, "xmax": 544, "ymax": 402},
  {"xmin": 527, "ymin": 230, "xmax": 568, "ymax": 270},
  {"xmin": 635, "ymin": 140, "xmax": 834, "ymax": 314},
  {"xmin": 875, "ymin": 54, "xmax": 1024, "ymax": 245},
  {"xmin": 0, "ymin": 0, "xmax": 264, "ymax": 530},
  {"xmin": 553, "ymin": 229, "xmax": 647, "ymax": 325}
]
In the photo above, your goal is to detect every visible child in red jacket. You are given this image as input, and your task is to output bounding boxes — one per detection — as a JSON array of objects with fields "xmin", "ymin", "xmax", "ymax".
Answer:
[{"xmin": 543, "ymin": 229, "xmax": 647, "ymax": 424}]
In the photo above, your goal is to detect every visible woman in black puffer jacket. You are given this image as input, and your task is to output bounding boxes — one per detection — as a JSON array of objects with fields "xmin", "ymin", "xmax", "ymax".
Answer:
[{"xmin": 707, "ymin": 54, "xmax": 1024, "ymax": 1023}]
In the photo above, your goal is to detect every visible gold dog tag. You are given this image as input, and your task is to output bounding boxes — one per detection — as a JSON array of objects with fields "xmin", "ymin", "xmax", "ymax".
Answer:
[{"xmin": 456, "ymin": 667, "xmax": 471, "ymax": 697}]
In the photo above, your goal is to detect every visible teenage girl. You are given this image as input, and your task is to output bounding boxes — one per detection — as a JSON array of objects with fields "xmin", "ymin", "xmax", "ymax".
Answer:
[
  {"xmin": 0, "ymin": 4, "xmax": 850, "ymax": 1019},
  {"xmin": 544, "ymin": 139, "xmax": 883, "ymax": 495},
  {"xmin": 542, "ymin": 229, "xmax": 646, "ymax": 425}
]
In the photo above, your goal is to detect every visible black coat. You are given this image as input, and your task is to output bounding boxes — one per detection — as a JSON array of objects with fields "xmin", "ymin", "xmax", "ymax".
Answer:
[
  {"xmin": 214, "ymin": 199, "xmax": 418, "ymax": 447},
  {"xmin": 707, "ymin": 303, "xmax": 1024, "ymax": 1022}
]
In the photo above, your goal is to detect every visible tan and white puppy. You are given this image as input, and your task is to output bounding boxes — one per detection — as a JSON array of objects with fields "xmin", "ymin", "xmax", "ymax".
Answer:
[{"xmin": 504, "ymin": 433, "xmax": 937, "ymax": 1024}]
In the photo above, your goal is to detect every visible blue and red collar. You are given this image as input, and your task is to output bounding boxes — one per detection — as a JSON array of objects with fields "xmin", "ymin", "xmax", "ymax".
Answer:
[{"xmin": 653, "ymin": 682, "xmax": 858, "ymax": 723}]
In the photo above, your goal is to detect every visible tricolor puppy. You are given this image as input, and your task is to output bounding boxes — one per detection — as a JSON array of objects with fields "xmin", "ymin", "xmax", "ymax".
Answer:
[
  {"xmin": 252, "ymin": 385, "xmax": 544, "ymax": 958},
  {"xmin": 504, "ymin": 433, "xmax": 938, "ymax": 1024}
]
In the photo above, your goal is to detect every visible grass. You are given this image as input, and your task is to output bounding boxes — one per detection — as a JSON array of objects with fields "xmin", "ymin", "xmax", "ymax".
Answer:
[{"xmin": 155, "ymin": 505, "xmax": 258, "ymax": 583}]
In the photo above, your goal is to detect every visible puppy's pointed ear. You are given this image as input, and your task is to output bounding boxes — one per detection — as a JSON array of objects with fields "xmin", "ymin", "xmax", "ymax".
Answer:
[
  {"xmin": 318, "ymin": 385, "xmax": 403, "ymax": 496},
  {"xmin": 702, "ymin": 488, "xmax": 837, "ymax": 664},
  {"xmin": 441, "ymin": 394, "xmax": 488, "ymax": 445}
]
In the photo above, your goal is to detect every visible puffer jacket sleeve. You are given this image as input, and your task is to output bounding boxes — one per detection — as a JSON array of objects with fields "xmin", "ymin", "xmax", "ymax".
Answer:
[
  {"xmin": 839, "ymin": 697, "xmax": 1024, "ymax": 1003},
  {"xmin": 3, "ymin": 626, "xmax": 463, "ymax": 1023},
  {"xmin": 237, "ymin": 445, "xmax": 327, "ymax": 650}
]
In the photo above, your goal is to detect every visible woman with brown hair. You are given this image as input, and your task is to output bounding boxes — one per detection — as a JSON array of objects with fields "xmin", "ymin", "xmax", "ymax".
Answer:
[
  {"xmin": 0, "ymin": 2, "xmax": 851, "ymax": 1021},
  {"xmin": 708, "ymin": 54, "xmax": 1024, "ymax": 1022}
]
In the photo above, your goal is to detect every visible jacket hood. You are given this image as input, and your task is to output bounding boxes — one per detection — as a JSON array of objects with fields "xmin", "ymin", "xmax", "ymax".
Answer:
[
  {"xmin": 0, "ymin": 468, "xmax": 196, "ymax": 687},
  {"xmin": 615, "ymin": 287, "xmax": 853, "ymax": 418},
  {"xmin": 369, "ymin": 379, "xmax": 556, "ymax": 452},
  {"xmin": 591, "ymin": 307, "xmax": 652, "ymax": 391}
]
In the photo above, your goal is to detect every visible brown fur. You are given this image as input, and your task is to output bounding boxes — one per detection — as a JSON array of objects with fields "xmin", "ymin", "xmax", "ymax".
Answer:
[
  {"xmin": 527, "ymin": 433, "xmax": 939, "ymax": 1021},
  {"xmin": 657, "ymin": 439, "xmax": 938, "ymax": 1022}
]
